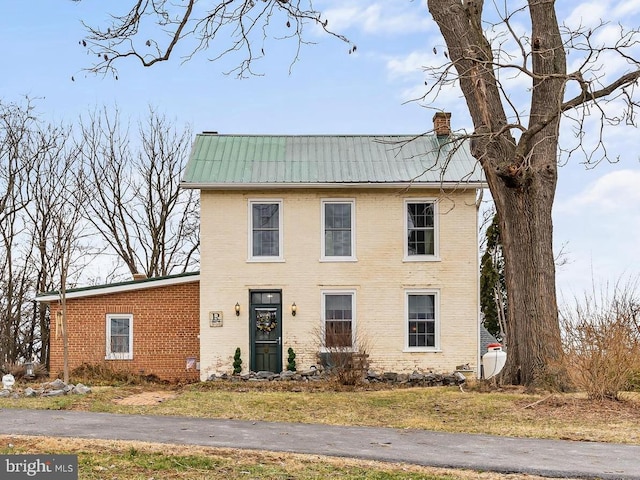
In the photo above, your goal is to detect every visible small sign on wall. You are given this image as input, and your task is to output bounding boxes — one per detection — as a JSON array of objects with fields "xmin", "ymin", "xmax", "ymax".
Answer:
[{"xmin": 209, "ymin": 311, "xmax": 223, "ymax": 327}]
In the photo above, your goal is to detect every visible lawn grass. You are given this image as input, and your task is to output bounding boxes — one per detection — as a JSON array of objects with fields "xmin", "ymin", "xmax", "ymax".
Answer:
[
  {"xmin": 0, "ymin": 435, "xmax": 566, "ymax": 480},
  {"xmin": 1, "ymin": 380, "xmax": 630, "ymax": 479},
  {"xmin": 1, "ymin": 380, "xmax": 639, "ymax": 444}
]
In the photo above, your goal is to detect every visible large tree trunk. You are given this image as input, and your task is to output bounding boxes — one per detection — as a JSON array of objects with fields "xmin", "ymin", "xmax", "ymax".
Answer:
[
  {"xmin": 495, "ymin": 145, "xmax": 563, "ymax": 386},
  {"xmin": 428, "ymin": 0, "xmax": 567, "ymax": 386}
]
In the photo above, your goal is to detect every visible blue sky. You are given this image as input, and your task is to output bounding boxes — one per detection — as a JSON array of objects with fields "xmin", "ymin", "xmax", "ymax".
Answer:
[{"xmin": 2, "ymin": 1, "xmax": 639, "ymax": 299}]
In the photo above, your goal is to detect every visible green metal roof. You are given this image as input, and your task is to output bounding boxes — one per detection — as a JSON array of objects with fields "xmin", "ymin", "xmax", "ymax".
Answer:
[{"xmin": 181, "ymin": 134, "xmax": 484, "ymax": 188}]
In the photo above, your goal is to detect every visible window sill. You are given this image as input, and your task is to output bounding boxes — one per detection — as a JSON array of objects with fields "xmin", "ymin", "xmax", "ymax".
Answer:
[
  {"xmin": 403, "ymin": 348, "xmax": 442, "ymax": 353},
  {"xmin": 403, "ymin": 256, "xmax": 441, "ymax": 263},
  {"xmin": 319, "ymin": 347, "xmax": 357, "ymax": 354},
  {"xmin": 319, "ymin": 257, "xmax": 358, "ymax": 263},
  {"xmin": 247, "ymin": 257, "xmax": 285, "ymax": 263},
  {"xmin": 105, "ymin": 355, "xmax": 133, "ymax": 361}
]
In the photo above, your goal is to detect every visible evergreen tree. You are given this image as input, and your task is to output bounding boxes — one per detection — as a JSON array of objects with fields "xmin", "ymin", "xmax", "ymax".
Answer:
[{"xmin": 480, "ymin": 213, "xmax": 506, "ymax": 341}]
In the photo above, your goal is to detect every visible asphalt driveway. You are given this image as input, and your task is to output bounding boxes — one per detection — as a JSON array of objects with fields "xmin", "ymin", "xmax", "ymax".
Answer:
[{"xmin": 0, "ymin": 409, "xmax": 638, "ymax": 479}]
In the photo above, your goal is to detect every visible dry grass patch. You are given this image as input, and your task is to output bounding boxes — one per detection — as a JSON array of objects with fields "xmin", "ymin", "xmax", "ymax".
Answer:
[
  {"xmin": 0, "ymin": 435, "xmax": 576, "ymax": 480},
  {"xmin": 113, "ymin": 390, "xmax": 177, "ymax": 405},
  {"xmin": 1, "ymin": 381, "xmax": 639, "ymax": 444}
]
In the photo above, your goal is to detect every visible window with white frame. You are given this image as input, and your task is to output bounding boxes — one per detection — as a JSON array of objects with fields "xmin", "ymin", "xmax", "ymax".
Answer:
[
  {"xmin": 406, "ymin": 291, "xmax": 439, "ymax": 350},
  {"xmin": 249, "ymin": 200, "xmax": 283, "ymax": 260},
  {"xmin": 322, "ymin": 291, "xmax": 355, "ymax": 349},
  {"xmin": 321, "ymin": 200, "xmax": 355, "ymax": 260},
  {"xmin": 106, "ymin": 314, "xmax": 133, "ymax": 360},
  {"xmin": 405, "ymin": 200, "xmax": 438, "ymax": 259}
]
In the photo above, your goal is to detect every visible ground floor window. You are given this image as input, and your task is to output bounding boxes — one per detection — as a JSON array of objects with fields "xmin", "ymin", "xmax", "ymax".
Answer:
[
  {"xmin": 322, "ymin": 291, "xmax": 355, "ymax": 349},
  {"xmin": 406, "ymin": 290, "xmax": 439, "ymax": 350},
  {"xmin": 106, "ymin": 313, "xmax": 133, "ymax": 360}
]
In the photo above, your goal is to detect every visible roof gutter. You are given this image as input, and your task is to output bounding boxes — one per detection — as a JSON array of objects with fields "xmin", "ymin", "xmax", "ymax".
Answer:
[{"xmin": 36, "ymin": 273, "xmax": 200, "ymax": 302}]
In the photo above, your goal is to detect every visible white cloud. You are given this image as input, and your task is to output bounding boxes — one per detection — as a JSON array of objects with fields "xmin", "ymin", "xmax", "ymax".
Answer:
[
  {"xmin": 564, "ymin": 2, "xmax": 610, "ymax": 30},
  {"xmin": 554, "ymin": 168, "xmax": 640, "ymax": 295},
  {"xmin": 557, "ymin": 169, "xmax": 640, "ymax": 213},
  {"xmin": 321, "ymin": 2, "xmax": 431, "ymax": 35},
  {"xmin": 613, "ymin": 0, "xmax": 640, "ymax": 17},
  {"xmin": 386, "ymin": 51, "xmax": 433, "ymax": 79}
]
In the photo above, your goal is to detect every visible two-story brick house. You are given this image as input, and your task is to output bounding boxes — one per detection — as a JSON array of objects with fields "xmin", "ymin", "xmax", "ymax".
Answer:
[
  {"xmin": 181, "ymin": 113, "xmax": 485, "ymax": 380},
  {"xmin": 39, "ymin": 113, "xmax": 485, "ymax": 381}
]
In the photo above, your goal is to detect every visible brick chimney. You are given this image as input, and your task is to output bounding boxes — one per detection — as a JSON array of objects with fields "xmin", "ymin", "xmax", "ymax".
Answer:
[{"xmin": 433, "ymin": 112, "xmax": 451, "ymax": 136}]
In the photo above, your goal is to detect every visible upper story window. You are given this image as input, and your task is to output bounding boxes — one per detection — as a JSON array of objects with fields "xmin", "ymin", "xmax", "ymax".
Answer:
[
  {"xmin": 249, "ymin": 199, "xmax": 283, "ymax": 261},
  {"xmin": 405, "ymin": 290, "xmax": 439, "ymax": 351},
  {"xmin": 106, "ymin": 313, "xmax": 133, "ymax": 360},
  {"xmin": 321, "ymin": 200, "xmax": 356, "ymax": 261},
  {"xmin": 405, "ymin": 200, "xmax": 439, "ymax": 260}
]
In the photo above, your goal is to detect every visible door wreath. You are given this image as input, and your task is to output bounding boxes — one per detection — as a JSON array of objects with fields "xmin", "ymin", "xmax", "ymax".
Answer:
[{"xmin": 256, "ymin": 311, "xmax": 277, "ymax": 332}]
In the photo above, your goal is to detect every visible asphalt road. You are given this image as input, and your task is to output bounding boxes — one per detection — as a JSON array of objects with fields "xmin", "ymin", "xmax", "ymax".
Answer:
[{"xmin": 0, "ymin": 409, "xmax": 638, "ymax": 479}]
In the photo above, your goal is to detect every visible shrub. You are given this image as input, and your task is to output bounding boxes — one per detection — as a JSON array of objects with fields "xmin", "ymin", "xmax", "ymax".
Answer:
[
  {"xmin": 315, "ymin": 327, "xmax": 371, "ymax": 386},
  {"xmin": 628, "ymin": 369, "xmax": 640, "ymax": 392},
  {"xmin": 286, "ymin": 347, "xmax": 296, "ymax": 372},
  {"xmin": 233, "ymin": 348, "xmax": 242, "ymax": 375},
  {"xmin": 1, "ymin": 362, "xmax": 48, "ymax": 380},
  {"xmin": 69, "ymin": 362, "xmax": 163, "ymax": 385},
  {"xmin": 560, "ymin": 278, "xmax": 640, "ymax": 400}
]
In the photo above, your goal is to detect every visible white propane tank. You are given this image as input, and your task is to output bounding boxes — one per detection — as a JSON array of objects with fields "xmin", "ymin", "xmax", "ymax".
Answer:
[{"xmin": 482, "ymin": 343, "xmax": 506, "ymax": 379}]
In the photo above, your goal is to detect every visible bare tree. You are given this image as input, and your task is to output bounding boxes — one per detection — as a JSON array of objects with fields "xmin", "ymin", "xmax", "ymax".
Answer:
[
  {"xmin": 0, "ymin": 99, "xmax": 86, "ymax": 369},
  {"xmin": 78, "ymin": 106, "xmax": 199, "ymax": 279},
  {"xmin": 0, "ymin": 99, "xmax": 50, "ymax": 365},
  {"xmin": 26, "ymin": 123, "xmax": 92, "ymax": 371},
  {"xmin": 425, "ymin": 1, "xmax": 640, "ymax": 386},
  {"xmin": 50, "ymin": 158, "xmax": 88, "ymax": 383},
  {"xmin": 77, "ymin": 0, "xmax": 351, "ymax": 78}
]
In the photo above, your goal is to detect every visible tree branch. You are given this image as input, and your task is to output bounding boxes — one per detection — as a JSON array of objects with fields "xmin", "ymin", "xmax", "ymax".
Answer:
[{"xmin": 79, "ymin": 0, "xmax": 351, "ymax": 78}]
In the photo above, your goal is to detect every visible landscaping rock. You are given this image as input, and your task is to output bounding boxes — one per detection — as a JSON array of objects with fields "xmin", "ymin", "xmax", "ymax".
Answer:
[
  {"xmin": 73, "ymin": 383, "xmax": 92, "ymax": 395},
  {"xmin": 41, "ymin": 389, "xmax": 65, "ymax": 397},
  {"xmin": 279, "ymin": 371, "xmax": 296, "ymax": 380},
  {"xmin": 1, "ymin": 379, "xmax": 93, "ymax": 399},
  {"xmin": 24, "ymin": 387, "xmax": 37, "ymax": 397},
  {"xmin": 204, "ymin": 366, "xmax": 469, "ymax": 388},
  {"xmin": 46, "ymin": 379, "xmax": 67, "ymax": 390},
  {"xmin": 383, "ymin": 372, "xmax": 398, "ymax": 382},
  {"xmin": 453, "ymin": 371, "xmax": 467, "ymax": 384}
]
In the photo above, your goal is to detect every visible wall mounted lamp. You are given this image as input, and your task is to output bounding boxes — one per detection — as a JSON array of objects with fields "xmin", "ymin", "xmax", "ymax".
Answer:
[
  {"xmin": 235, "ymin": 302, "xmax": 241, "ymax": 316},
  {"xmin": 291, "ymin": 302, "xmax": 297, "ymax": 316}
]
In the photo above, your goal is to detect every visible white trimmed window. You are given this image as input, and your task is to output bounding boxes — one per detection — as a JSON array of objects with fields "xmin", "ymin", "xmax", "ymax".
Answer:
[
  {"xmin": 405, "ymin": 290, "xmax": 439, "ymax": 351},
  {"xmin": 404, "ymin": 200, "xmax": 439, "ymax": 260},
  {"xmin": 322, "ymin": 291, "xmax": 355, "ymax": 350},
  {"xmin": 106, "ymin": 314, "xmax": 133, "ymax": 360},
  {"xmin": 321, "ymin": 199, "xmax": 356, "ymax": 261},
  {"xmin": 248, "ymin": 199, "xmax": 283, "ymax": 261}
]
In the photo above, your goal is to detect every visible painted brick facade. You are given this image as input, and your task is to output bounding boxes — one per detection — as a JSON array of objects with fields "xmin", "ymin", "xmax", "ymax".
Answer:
[
  {"xmin": 199, "ymin": 188, "xmax": 480, "ymax": 380},
  {"xmin": 46, "ymin": 279, "xmax": 199, "ymax": 382}
]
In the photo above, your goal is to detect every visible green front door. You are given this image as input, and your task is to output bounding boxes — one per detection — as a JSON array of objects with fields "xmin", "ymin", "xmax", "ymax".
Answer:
[{"xmin": 250, "ymin": 290, "xmax": 282, "ymax": 373}]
